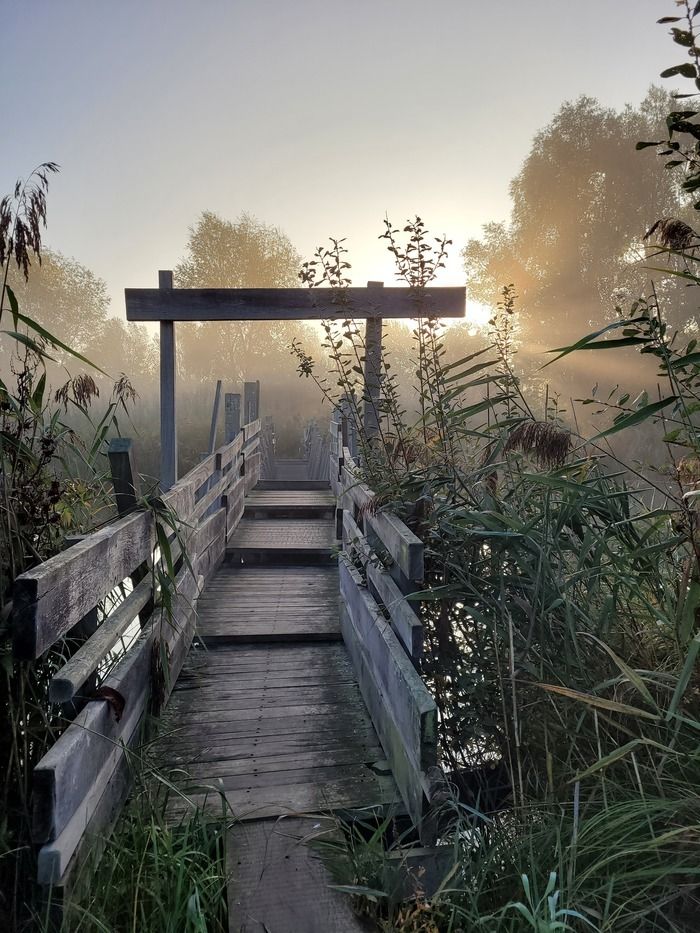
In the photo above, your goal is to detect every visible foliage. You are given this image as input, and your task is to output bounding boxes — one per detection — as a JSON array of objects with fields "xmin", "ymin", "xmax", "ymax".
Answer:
[
  {"xmin": 60, "ymin": 762, "xmax": 229, "ymax": 933},
  {"xmin": 294, "ymin": 212, "xmax": 700, "ymax": 930},
  {"xmin": 0, "ymin": 166, "xmax": 143, "ymax": 931},
  {"xmin": 637, "ymin": 1, "xmax": 700, "ymax": 209},
  {"xmin": 462, "ymin": 90, "xmax": 693, "ymax": 338},
  {"xmin": 174, "ymin": 210, "xmax": 301, "ymax": 289},
  {"xmin": 4, "ymin": 248, "xmax": 156, "ymax": 379}
]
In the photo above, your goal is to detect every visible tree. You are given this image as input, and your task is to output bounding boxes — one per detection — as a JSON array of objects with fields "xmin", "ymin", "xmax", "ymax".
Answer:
[
  {"xmin": 172, "ymin": 211, "xmax": 314, "ymax": 384},
  {"xmin": 3, "ymin": 249, "xmax": 154, "ymax": 382},
  {"xmin": 174, "ymin": 211, "xmax": 301, "ymax": 288},
  {"xmin": 462, "ymin": 89, "xmax": 692, "ymax": 342}
]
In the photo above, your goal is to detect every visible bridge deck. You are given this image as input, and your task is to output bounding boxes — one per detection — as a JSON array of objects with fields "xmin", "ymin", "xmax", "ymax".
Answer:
[
  {"xmin": 226, "ymin": 518, "xmax": 336, "ymax": 559},
  {"xmin": 154, "ymin": 486, "xmax": 399, "ymax": 930}
]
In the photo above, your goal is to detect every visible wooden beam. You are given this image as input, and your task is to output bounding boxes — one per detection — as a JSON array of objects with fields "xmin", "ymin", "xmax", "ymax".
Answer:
[
  {"xmin": 107, "ymin": 438, "xmax": 141, "ymax": 515},
  {"xmin": 225, "ymin": 393, "xmax": 241, "ymax": 442},
  {"xmin": 363, "ymin": 281, "xmax": 383, "ymax": 439},
  {"xmin": 12, "ymin": 510, "xmax": 154, "ymax": 660},
  {"xmin": 49, "ymin": 574, "xmax": 153, "ymax": 704},
  {"xmin": 244, "ymin": 380, "xmax": 260, "ymax": 423},
  {"xmin": 159, "ymin": 271, "xmax": 177, "ymax": 491},
  {"xmin": 125, "ymin": 286, "xmax": 466, "ymax": 322},
  {"xmin": 207, "ymin": 379, "xmax": 222, "ymax": 454}
]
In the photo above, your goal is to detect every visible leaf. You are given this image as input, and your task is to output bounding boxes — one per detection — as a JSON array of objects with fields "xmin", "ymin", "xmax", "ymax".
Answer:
[
  {"xmin": 5, "ymin": 284, "xmax": 19, "ymax": 327},
  {"xmin": 31, "ymin": 372, "xmax": 46, "ymax": 409},
  {"xmin": 679, "ymin": 580, "xmax": 700, "ymax": 644},
  {"xmin": 589, "ymin": 396, "xmax": 678, "ymax": 442},
  {"xmin": 328, "ymin": 884, "xmax": 387, "ymax": 901},
  {"xmin": 667, "ymin": 634, "xmax": 700, "ymax": 720},
  {"xmin": 669, "ymin": 350, "xmax": 700, "ymax": 369},
  {"xmin": 661, "ymin": 63, "xmax": 697, "ymax": 78},
  {"xmin": 14, "ymin": 310, "xmax": 108, "ymax": 375},
  {"xmin": 536, "ymin": 683, "xmax": 662, "ymax": 721},
  {"xmin": 543, "ymin": 318, "xmax": 649, "ymax": 368},
  {"xmin": 580, "ymin": 633, "xmax": 659, "ymax": 710},
  {"xmin": 1, "ymin": 331, "xmax": 55, "ymax": 361}
]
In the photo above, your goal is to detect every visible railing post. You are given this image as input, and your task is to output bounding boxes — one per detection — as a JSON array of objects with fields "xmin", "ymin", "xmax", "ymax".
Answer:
[
  {"xmin": 364, "ymin": 281, "xmax": 383, "ymax": 440},
  {"xmin": 108, "ymin": 437, "xmax": 141, "ymax": 516},
  {"xmin": 208, "ymin": 379, "xmax": 222, "ymax": 454},
  {"xmin": 159, "ymin": 270, "xmax": 177, "ymax": 491},
  {"xmin": 340, "ymin": 393, "xmax": 357, "ymax": 460},
  {"xmin": 225, "ymin": 392, "xmax": 241, "ymax": 442},
  {"xmin": 244, "ymin": 380, "xmax": 260, "ymax": 423},
  {"xmin": 108, "ymin": 436, "xmax": 151, "ymax": 605}
]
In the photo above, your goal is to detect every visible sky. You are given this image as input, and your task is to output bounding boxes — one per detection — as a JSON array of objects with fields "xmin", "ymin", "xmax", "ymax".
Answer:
[{"xmin": 2, "ymin": 0, "xmax": 681, "ymax": 322}]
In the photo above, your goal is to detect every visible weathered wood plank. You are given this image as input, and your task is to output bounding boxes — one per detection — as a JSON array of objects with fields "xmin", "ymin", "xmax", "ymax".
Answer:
[
  {"xmin": 33, "ymin": 633, "xmax": 152, "ymax": 843},
  {"xmin": 363, "ymin": 283, "xmax": 383, "ymax": 438},
  {"xmin": 339, "ymin": 561, "xmax": 436, "ymax": 835},
  {"xmin": 33, "ymin": 564, "xmax": 202, "ymax": 845},
  {"xmin": 339, "ymin": 599, "xmax": 424, "ymax": 833},
  {"xmin": 12, "ymin": 510, "xmax": 154, "ymax": 659},
  {"xmin": 108, "ymin": 437, "xmax": 141, "ymax": 515},
  {"xmin": 37, "ymin": 707, "xmax": 144, "ymax": 886},
  {"xmin": 168, "ymin": 771, "xmax": 397, "ymax": 823},
  {"xmin": 217, "ymin": 431, "xmax": 244, "ymax": 472},
  {"xmin": 49, "ymin": 573, "xmax": 153, "ymax": 703},
  {"xmin": 225, "ymin": 818, "xmax": 375, "ymax": 933},
  {"xmin": 339, "ymin": 561, "xmax": 435, "ymax": 768},
  {"xmin": 366, "ymin": 563, "xmax": 423, "ymax": 662},
  {"xmin": 125, "ymin": 285, "xmax": 467, "ymax": 322},
  {"xmin": 208, "ymin": 379, "xmax": 222, "ymax": 454},
  {"xmin": 342, "ymin": 511, "xmax": 423, "ymax": 659},
  {"xmin": 366, "ymin": 511, "xmax": 424, "ymax": 583},
  {"xmin": 159, "ymin": 270, "xmax": 177, "ymax": 490}
]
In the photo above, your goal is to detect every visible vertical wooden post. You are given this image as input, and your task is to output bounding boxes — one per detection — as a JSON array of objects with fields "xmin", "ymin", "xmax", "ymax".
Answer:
[
  {"xmin": 225, "ymin": 393, "xmax": 241, "ymax": 442},
  {"xmin": 364, "ymin": 281, "xmax": 383, "ymax": 439},
  {"xmin": 159, "ymin": 270, "xmax": 177, "ymax": 491},
  {"xmin": 208, "ymin": 379, "xmax": 222, "ymax": 454},
  {"xmin": 108, "ymin": 437, "xmax": 141, "ymax": 515},
  {"xmin": 244, "ymin": 380, "xmax": 260, "ymax": 423},
  {"xmin": 108, "ymin": 436, "xmax": 151, "ymax": 599}
]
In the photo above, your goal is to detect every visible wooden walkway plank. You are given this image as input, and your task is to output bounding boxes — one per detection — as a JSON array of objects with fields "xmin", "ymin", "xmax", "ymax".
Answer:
[
  {"xmin": 226, "ymin": 818, "xmax": 368, "ymax": 932},
  {"xmin": 226, "ymin": 518, "xmax": 336, "ymax": 557},
  {"xmin": 197, "ymin": 563, "xmax": 341, "ymax": 643},
  {"xmin": 155, "ymin": 483, "xmax": 400, "ymax": 930}
]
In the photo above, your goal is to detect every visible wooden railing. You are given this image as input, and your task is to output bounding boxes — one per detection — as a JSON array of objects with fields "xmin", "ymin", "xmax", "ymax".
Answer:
[
  {"xmin": 11, "ymin": 417, "xmax": 261, "ymax": 887},
  {"xmin": 329, "ymin": 409, "xmax": 441, "ymax": 841}
]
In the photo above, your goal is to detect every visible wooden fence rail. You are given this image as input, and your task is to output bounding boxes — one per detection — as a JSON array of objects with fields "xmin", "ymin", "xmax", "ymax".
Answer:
[
  {"xmin": 11, "ymin": 417, "xmax": 261, "ymax": 888},
  {"xmin": 329, "ymin": 407, "xmax": 440, "ymax": 841}
]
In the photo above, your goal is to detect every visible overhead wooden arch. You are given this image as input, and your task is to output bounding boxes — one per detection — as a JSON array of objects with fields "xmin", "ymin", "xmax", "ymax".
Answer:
[{"xmin": 125, "ymin": 272, "xmax": 466, "ymax": 489}]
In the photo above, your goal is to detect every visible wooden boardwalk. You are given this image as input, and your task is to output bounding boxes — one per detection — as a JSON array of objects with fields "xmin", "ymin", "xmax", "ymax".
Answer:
[{"xmin": 154, "ymin": 486, "xmax": 399, "ymax": 930}]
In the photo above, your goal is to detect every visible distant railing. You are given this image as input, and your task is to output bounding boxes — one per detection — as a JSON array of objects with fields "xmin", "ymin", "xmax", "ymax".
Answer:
[
  {"xmin": 10, "ymin": 416, "xmax": 261, "ymax": 888},
  {"xmin": 329, "ymin": 409, "xmax": 441, "ymax": 842}
]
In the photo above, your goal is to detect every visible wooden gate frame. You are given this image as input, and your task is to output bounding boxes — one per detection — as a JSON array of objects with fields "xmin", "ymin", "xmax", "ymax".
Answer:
[{"xmin": 125, "ymin": 275, "xmax": 465, "ymax": 490}]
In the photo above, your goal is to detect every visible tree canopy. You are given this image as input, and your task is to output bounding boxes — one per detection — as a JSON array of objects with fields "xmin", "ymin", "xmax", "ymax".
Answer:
[
  {"xmin": 174, "ymin": 211, "xmax": 301, "ymax": 288},
  {"xmin": 172, "ymin": 211, "xmax": 316, "ymax": 385},
  {"xmin": 462, "ymin": 88, "xmax": 692, "ymax": 341},
  {"xmin": 5, "ymin": 250, "xmax": 155, "ymax": 379}
]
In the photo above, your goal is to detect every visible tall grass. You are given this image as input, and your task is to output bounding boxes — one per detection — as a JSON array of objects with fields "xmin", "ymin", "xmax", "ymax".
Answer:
[
  {"xmin": 294, "ymin": 219, "xmax": 700, "ymax": 931},
  {"xmin": 61, "ymin": 760, "xmax": 229, "ymax": 933},
  {"xmin": 0, "ymin": 167, "xmax": 141, "ymax": 930}
]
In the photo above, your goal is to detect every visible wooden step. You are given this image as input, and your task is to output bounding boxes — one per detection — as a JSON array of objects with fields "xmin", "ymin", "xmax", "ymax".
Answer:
[
  {"xmin": 256, "ymin": 480, "xmax": 332, "ymax": 491},
  {"xmin": 197, "ymin": 564, "xmax": 341, "ymax": 643},
  {"xmin": 244, "ymin": 488, "xmax": 335, "ymax": 520},
  {"xmin": 227, "ymin": 518, "xmax": 337, "ymax": 563}
]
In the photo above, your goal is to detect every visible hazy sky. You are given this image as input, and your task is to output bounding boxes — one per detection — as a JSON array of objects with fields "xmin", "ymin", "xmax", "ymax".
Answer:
[{"xmin": 2, "ymin": 0, "xmax": 680, "ymax": 320}]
